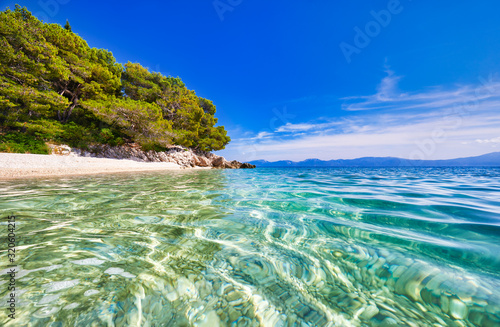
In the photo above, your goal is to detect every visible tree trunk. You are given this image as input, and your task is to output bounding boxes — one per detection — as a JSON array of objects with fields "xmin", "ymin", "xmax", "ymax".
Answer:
[
  {"xmin": 58, "ymin": 84, "xmax": 81, "ymax": 123},
  {"xmin": 62, "ymin": 98, "xmax": 78, "ymax": 123}
]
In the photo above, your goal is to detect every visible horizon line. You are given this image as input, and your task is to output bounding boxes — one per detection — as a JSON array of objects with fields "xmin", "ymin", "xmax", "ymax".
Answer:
[{"xmin": 250, "ymin": 151, "xmax": 500, "ymax": 163}]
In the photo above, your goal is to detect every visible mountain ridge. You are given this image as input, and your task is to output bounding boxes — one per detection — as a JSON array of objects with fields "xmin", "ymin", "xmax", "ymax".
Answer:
[{"xmin": 249, "ymin": 152, "xmax": 500, "ymax": 167}]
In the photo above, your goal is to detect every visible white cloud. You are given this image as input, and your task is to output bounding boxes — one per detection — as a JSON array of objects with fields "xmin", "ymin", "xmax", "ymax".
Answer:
[
  {"xmin": 375, "ymin": 69, "xmax": 401, "ymax": 101},
  {"xmin": 255, "ymin": 131, "xmax": 272, "ymax": 140},
  {"xmin": 342, "ymin": 70, "xmax": 500, "ymax": 112},
  {"xmin": 217, "ymin": 71, "xmax": 500, "ymax": 162},
  {"xmin": 276, "ymin": 123, "xmax": 317, "ymax": 132},
  {"xmin": 275, "ymin": 121, "xmax": 342, "ymax": 133},
  {"xmin": 244, "ymin": 116, "xmax": 498, "ymax": 158},
  {"xmin": 219, "ymin": 113, "xmax": 500, "ymax": 162},
  {"xmin": 475, "ymin": 136, "xmax": 500, "ymax": 144}
]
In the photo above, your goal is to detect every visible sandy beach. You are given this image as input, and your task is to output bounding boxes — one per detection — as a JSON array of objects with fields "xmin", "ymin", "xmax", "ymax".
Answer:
[{"xmin": 0, "ymin": 153, "xmax": 200, "ymax": 179}]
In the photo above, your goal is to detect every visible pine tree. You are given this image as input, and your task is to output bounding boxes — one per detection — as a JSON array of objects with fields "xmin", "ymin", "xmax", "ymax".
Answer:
[
  {"xmin": 64, "ymin": 19, "xmax": 71, "ymax": 32},
  {"xmin": 0, "ymin": 7, "xmax": 230, "ymax": 153}
]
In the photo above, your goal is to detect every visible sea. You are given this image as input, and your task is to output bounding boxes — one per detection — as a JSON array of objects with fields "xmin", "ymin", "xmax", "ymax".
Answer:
[{"xmin": 0, "ymin": 167, "xmax": 499, "ymax": 326}]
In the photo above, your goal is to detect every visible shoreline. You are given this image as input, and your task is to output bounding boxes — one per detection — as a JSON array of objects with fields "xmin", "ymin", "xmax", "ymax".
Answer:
[{"xmin": 0, "ymin": 153, "xmax": 210, "ymax": 180}]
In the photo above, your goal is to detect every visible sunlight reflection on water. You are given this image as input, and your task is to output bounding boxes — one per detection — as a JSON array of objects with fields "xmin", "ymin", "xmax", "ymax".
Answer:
[{"xmin": 0, "ymin": 167, "xmax": 499, "ymax": 326}]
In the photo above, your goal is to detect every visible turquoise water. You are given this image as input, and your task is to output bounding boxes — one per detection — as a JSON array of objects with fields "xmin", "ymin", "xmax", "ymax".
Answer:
[{"xmin": 0, "ymin": 167, "xmax": 499, "ymax": 326}]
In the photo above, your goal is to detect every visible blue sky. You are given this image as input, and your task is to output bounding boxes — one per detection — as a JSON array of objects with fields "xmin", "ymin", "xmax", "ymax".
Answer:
[{"xmin": 4, "ymin": 0, "xmax": 500, "ymax": 161}]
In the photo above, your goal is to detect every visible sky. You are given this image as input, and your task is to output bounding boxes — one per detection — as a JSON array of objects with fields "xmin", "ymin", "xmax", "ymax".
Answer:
[{"xmin": 3, "ymin": 0, "xmax": 500, "ymax": 161}]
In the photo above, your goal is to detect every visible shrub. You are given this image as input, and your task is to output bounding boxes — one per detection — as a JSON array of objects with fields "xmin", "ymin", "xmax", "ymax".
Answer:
[{"xmin": 0, "ymin": 133, "xmax": 50, "ymax": 154}]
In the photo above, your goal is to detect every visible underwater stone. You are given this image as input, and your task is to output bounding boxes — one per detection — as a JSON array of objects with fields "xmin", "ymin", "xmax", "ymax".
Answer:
[
  {"xmin": 166, "ymin": 291, "xmax": 179, "ymax": 302},
  {"xmin": 235, "ymin": 316, "xmax": 252, "ymax": 326},
  {"xmin": 420, "ymin": 288, "xmax": 433, "ymax": 304},
  {"xmin": 467, "ymin": 310, "xmax": 486, "ymax": 326},
  {"xmin": 38, "ymin": 293, "xmax": 60, "ymax": 305},
  {"xmin": 394, "ymin": 263, "xmax": 437, "ymax": 302},
  {"xmin": 229, "ymin": 308, "xmax": 240, "ymax": 322},
  {"xmin": 304, "ymin": 310, "xmax": 327, "ymax": 326},
  {"xmin": 227, "ymin": 291, "xmax": 244, "ymax": 306},
  {"xmin": 105, "ymin": 267, "xmax": 124, "ymax": 275},
  {"xmin": 423, "ymin": 274, "xmax": 448, "ymax": 293},
  {"xmin": 449, "ymin": 298, "xmax": 468, "ymax": 320},
  {"xmin": 33, "ymin": 306, "xmax": 61, "ymax": 318},
  {"xmin": 44, "ymin": 279, "xmax": 80, "ymax": 293},
  {"xmin": 72, "ymin": 258, "xmax": 105, "ymax": 266},
  {"xmin": 63, "ymin": 303, "xmax": 79, "ymax": 310},
  {"xmin": 380, "ymin": 317, "xmax": 399, "ymax": 327},
  {"xmin": 262, "ymin": 309, "xmax": 283, "ymax": 327},
  {"xmin": 150, "ymin": 301, "xmax": 162, "ymax": 317},
  {"xmin": 360, "ymin": 305, "xmax": 379, "ymax": 320},
  {"xmin": 126, "ymin": 307, "xmax": 141, "ymax": 326},
  {"xmin": 441, "ymin": 295, "xmax": 450, "ymax": 313},
  {"xmin": 113, "ymin": 316, "xmax": 126, "ymax": 327},
  {"xmin": 84, "ymin": 289, "xmax": 99, "ymax": 296},
  {"xmin": 177, "ymin": 277, "xmax": 197, "ymax": 298},
  {"xmin": 245, "ymin": 306, "xmax": 255, "ymax": 319},
  {"xmin": 485, "ymin": 303, "xmax": 500, "ymax": 315},
  {"xmin": 391, "ymin": 266, "xmax": 406, "ymax": 278}
]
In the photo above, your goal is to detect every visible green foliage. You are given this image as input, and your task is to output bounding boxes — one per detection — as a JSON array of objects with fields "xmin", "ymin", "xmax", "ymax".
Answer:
[
  {"xmin": 0, "ymin": 132, "xmax": 50, "ymax": 154},
  {"xmin": 0, "ymin": 6, "xmax": 230, "ymax": 154},
  {"xmin": 55, "ymin": 121, "xmax": 124, "ymax": 149},
  {"xmin": 82, "ymin": 96, "xmax": 173, "ymax": 149},
  {"xmin": 21, "ymin": 119, "xmax": 64, "ymax": 139},
  {"xmin": 122, "ymin": 62, "xmax": 230, "ymax": 151}
]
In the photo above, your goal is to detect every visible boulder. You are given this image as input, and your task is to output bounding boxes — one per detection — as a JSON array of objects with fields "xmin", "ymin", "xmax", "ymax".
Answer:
[
  {"xmin": 240, "ymin": 163, "xmax": 256, "ymax": 169},
  {"xmin": 67, "ymin": 143, "xmax": 255, "ymax": 169},
  {"xmin": 211, "ymin": 156, "xmax": 226, "ymax": 168}
]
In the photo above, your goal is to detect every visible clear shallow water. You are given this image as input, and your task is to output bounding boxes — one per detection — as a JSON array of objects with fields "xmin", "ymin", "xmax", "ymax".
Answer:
[{"xmin": 0, "ymin": 167, "xmax": 499, "ymax": 327}]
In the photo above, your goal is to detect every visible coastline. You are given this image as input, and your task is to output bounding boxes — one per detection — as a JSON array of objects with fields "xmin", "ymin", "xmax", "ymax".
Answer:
[
  {"xmin": 0, "ymin": 143, "xmax": 255, "ymax": 179},
  {"xmin": 0, "ymin": 153, "xmax": 209, "ymax": 180}
]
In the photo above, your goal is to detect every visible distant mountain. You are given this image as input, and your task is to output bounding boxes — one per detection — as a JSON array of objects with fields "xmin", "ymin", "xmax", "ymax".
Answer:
[{"xmin": 249, "ymin": 152, "xmax": 500, "ymax": 167}]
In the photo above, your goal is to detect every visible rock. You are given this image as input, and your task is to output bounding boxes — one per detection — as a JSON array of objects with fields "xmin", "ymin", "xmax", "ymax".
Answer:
[
  {"xmin": 360, "ymin": 305, "xmax": 379, "ymax": 320},
  {"xmin": 48, "ymin": 143, "xmax": 72, "ymax": 155},
  {"xmin": 230, "ymin": 160, "xmax": 242, "ymax": 168},
  {"xmin": 68, "ymin": 143, "xmax": 254, "ymax": 169},
  {"xmin": 449, "ymin": 298, "xmax": 468, "ymax": 320},
  {"xmin": 240, "ymin": 163, "xmax": 256, "ymax": 169},
  {"xmin": 211, "ymin": 156, "xmax": 226, "ymax": 168},
  {"xmin": 196, "ymin": 156, "xmax": 211, "ymax": 167},
  {"xmin": 198, "ymin": 311, "xmax": 221, "ymax": 327},
  {"xmin": 380, "ymin": 317, "xmax": 399, "ymax": 327},
  {"xmin": 176, "ymin": 277, "xmax": 197, "ymax": 298},
  {"xmin": 228, "ymin": 308, "xmax": 240, "ymax": 322}
]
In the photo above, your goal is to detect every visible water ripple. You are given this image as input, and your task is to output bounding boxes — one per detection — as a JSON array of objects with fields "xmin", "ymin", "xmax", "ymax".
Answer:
[{"xmin": 0, "ymin": 168, "xmax": 499, "ymax": 326}]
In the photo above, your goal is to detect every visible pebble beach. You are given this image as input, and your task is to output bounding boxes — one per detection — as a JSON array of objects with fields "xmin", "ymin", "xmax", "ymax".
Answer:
[{"xmin": 0, "ymin": 153, "xmax": 187, "ymax": 179}]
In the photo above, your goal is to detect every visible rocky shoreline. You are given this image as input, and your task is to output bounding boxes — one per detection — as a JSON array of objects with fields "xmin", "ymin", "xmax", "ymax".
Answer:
[{"xmin": 50, "ymin": 143, "xmax": 256, "ymax": 169}]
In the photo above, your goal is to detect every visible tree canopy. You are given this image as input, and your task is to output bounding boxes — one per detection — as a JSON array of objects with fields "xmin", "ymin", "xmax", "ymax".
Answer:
[{"xmin": 0, "ymin": 6, "xmax": 230, "ymax": 153}]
